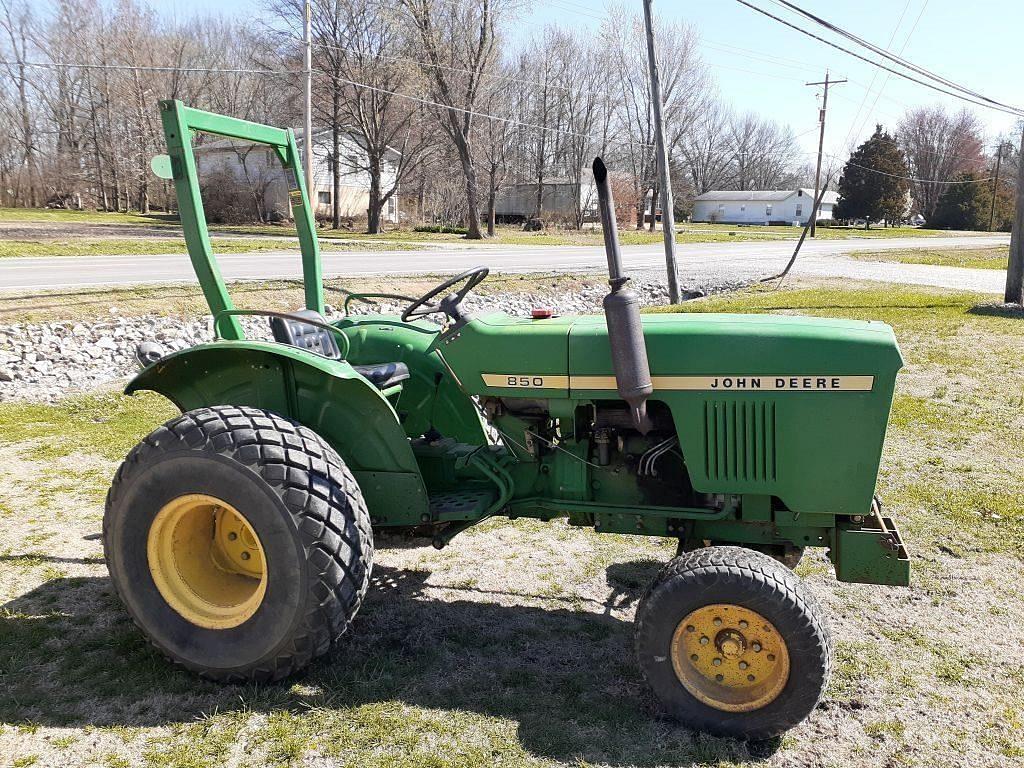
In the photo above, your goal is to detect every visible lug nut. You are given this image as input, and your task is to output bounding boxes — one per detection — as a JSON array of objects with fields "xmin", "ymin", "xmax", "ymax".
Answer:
[
  {"xmin": 739, "ymin": 620, "xmax": 748, "ymax": 629},
  {"xmin": 690, "ymin": 654, "xmax": 699, "ymax": 662},
  {"xmin": 700, "ymin": 636, "xmax": 709, "ymax": 645},
  {"xmin": 713, "ymin": 617, "xmax": 723, "ymax": 627},
  {"xmin": 228, "ymin": 532, "xmax": 238, "ymax": 541},
  {"xmin": 752, "ymin": 642, "xmax": 762, "ymax": 652},
  {"xmin": 240, "ymin": 551, "xmax": 251, "ymax": 560},
  {"xmin": 712, "ymin": 658, "xmax": 722, "ymax": 666},
  {"xmin": 739, "ymin": 661, "xmax": 748, "ymax": 670}
]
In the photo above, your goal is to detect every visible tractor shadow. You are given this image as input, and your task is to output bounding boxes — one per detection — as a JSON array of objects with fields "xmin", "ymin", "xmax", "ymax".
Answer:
[{"xmin": 0, "ymin": 563, "xmax": 780, "ymax": 766}]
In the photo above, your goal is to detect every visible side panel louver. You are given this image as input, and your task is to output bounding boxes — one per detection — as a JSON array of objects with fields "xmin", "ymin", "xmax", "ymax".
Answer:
[{"xmin": 703, "ymin": 400, "xmax": 777, "ymax": 483}]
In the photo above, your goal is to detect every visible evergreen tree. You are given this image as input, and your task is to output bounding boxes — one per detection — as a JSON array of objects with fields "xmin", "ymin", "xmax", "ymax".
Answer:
[
  {"xmin": 931, "ymin": 172, "xmax": 988, "ymax": 230},
  {"xmin": 976, "ymin": 174, "xmax": 1016, "ymax": 232},
  {"xmin": 834, "ymin": 125, "xmax": 910, "ymax": 228}
]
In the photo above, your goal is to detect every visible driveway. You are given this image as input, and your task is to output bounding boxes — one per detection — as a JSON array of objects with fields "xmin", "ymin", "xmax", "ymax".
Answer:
[{"xmin": 0, "ymin": 234, "xmax": 1010, "ymax": 293}]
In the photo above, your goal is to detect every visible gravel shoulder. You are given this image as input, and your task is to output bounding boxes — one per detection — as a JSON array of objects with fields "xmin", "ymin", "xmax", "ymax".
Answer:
[{"xmin": 0, "ymin": 274, "xmax": 731, "ymax": 402}]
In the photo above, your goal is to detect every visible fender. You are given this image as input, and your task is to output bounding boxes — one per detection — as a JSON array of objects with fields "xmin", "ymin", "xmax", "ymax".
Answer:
[{"xmin": 126, "ymin": 341, "xmax": 429, "ymax": 521}]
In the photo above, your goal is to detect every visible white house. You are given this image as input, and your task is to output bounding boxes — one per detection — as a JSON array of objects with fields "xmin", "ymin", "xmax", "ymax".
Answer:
[
  {"xmin": 691, "ymin": 188, "xmax": 839, "ymax": 225},
  {"xmin": 195, "ymin": 128, "xmax": 401, "ymax": 223}
]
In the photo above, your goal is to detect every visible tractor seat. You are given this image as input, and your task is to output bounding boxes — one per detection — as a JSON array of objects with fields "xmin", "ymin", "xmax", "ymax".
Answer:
[{"xmin": 269, "ymin": 310, "xmax": 410, "ymax": 390}]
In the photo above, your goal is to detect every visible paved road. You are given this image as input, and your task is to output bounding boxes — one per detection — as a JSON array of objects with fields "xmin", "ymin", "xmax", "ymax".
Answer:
[{"xmin": 0, "ymin": 234, "xmax": 1009, "ymax": 293}]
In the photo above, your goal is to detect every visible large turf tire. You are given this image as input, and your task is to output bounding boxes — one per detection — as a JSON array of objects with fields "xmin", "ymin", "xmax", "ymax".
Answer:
[
  {"xmin": 635, "ymin": 546, "xmax": 831, "ymax": 739},
  {"xmin": 104, "ymin": 405, "xmax": 373, "ymax": 683}
]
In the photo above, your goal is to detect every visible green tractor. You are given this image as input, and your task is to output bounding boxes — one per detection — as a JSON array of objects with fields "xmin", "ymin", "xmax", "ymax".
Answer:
[{"xmin": 105, "ymin": 101, "xmax": 910, "ymax": 739}]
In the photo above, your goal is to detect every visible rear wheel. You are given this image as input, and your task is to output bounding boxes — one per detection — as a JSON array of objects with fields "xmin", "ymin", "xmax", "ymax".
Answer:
[
  {"xmin": 104, "ymin": 405, "xmax": 373, "ymax": 682},
  {"xmin": 635, "ymin": 546, "xmax": 831, "ymax": 738}
]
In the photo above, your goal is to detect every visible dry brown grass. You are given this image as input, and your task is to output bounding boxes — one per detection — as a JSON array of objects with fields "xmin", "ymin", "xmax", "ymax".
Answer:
[{"xmin": 1, "ymin": 282, "xmax": 1022, "ymax": 767}]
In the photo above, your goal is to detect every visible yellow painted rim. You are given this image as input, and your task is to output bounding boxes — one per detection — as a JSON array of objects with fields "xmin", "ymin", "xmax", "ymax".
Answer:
[
  {"xmin": 147, "ymin": 494, "xmax": 267, "ymax": 629},
  {"xmin": 670, "ymin": 603, "xmax": 790, "ymax": 712}
]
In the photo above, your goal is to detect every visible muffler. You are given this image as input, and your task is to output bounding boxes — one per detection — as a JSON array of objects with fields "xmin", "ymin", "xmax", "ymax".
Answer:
[{"xmin": 592, "ymin": 157, "xmax": 653, "ymax": 434}]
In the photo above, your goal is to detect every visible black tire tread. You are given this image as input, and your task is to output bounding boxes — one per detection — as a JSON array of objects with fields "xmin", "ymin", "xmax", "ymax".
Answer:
[{"xmin": 104, "ymin": 405, "xmax": 373, "ymax": 683}]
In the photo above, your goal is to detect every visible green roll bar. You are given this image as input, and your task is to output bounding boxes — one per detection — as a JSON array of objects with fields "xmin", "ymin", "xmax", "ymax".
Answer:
[{"xmin": 156, "ymin": 100, "xmax": 324, "ymax": 341}]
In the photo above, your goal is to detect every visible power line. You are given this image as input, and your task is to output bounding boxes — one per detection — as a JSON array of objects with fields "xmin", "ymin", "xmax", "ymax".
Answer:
[
  {"xmin": 703, "ymin": 60, "xmax": 806, "ymax": 83},
  {"xmin": 0, "ymin": 57, "xmax": 648, "ymax": 148},
  {"xmin": 305, "ymin": 37, "xmax": 613, "ymax": 97},
  {"xmin": 846, "ymin": 0, "xmax": 928, "ymax": 147},
  {"xmin": 0, "ymin": 60, "xmax": 297, "ymax": 76},
  {"xmin": 770, "ymin": 0, "xmax": 1023, "ymax": 116},
  {"xmin": 840, "ymin": 0, "xmax": 912, "ymax": 151},
  {"xmin": 700, "ymin": 38, "xmax": 828, "ymax": 74},
  {"xmin": 820, "ymin": 150, "xmax": 998, "ymax": 184},
  {"xmin": 733, "ymin": 0, "xmax": 1024, "ymax": 117},
  {"xmin": 319, "ymin": 69, "xmax": 652, "ymax": 147}
]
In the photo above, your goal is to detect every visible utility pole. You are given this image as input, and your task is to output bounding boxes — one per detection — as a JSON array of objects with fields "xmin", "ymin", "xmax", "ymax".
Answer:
[
  {"xmin": 642, "ymin": 0, "xmax": 680, "ymax": 304},
  {"xmin": 806, "ymin": 71, "xmax": 846, "ymax": 237},
  {"xmin": 988, "ymin": 142, "xmax": 1004, "ymax": 232},
  {"xmin": 302, "ymin": 0, "xmax": 314, "ymax": 199},
  {"xmin": 1005, "ymin": 126, "xmax": 1024, "ymax": 304}
]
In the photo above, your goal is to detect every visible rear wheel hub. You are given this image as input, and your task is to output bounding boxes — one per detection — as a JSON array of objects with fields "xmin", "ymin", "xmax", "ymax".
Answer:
[{"xmin": 147, "ymin": 494, "xmax": 267, "ymax": 629}]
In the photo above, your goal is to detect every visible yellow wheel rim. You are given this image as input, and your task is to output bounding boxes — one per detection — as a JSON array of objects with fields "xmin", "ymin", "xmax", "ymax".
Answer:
[
  {"xmin": 147, "ymin": 494, "xmax": 267, "ymax": 629},
  {"xmin": 670, "ymin": 603, "xmax": 790, "ymax": 712}
]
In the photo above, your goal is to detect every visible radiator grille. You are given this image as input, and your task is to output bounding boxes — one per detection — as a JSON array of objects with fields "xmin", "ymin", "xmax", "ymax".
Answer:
[{"xmin": 703, "ymin": 400, "xmax": 777, "ymax": 483}]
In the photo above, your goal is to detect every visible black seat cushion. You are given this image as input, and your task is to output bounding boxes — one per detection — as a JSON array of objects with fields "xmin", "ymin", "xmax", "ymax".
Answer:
[
  {"xmin": 269, "ymin": 310, "xmax": 410, "ymax": 390},
  {"xmin": 352, "ymin": 361, "xmax": 410, "ymax": 389},
  {"xmin": 269, "ymin": 309, "xmax": 342, "ymax": 359}
]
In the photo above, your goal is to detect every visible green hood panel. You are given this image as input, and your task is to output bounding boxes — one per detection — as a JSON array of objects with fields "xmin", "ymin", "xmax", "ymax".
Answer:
[
  {"xmin": 451, "ymin": 311, "xmax": 903, "ymax": 395},
  {"xmin": 449, "ymin": 311, "xmax": 903, "ymax": 515}
]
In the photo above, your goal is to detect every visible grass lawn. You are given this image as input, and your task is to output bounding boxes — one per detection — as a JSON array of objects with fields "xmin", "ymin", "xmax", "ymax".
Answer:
[
  {"xmin": 850, "ymin": 246, "xmax": 1009, "ymax": 270},
  {"xmin": 1, "ymin": 283, "xmax": 1023, "ymax": 767},
  {"xmin": 0, "ymin": 207, "xmax": 179, "ymax": 226},
  {"xmin": 0, "ymin": 238, "xmax": 414, "ymax": 259},
  {"xmin": 1, "ymin": 207, "xmax": 996, "ymax": 248}
]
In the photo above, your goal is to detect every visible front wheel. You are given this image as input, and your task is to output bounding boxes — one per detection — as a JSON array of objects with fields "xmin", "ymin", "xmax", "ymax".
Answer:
[
  {"xmin": 635, "ymin": 546, "xmax": 831, "ymax": 739},
  {"xmin": 104, "ymin": 405, "xmax": 373, "ymax": 682}
]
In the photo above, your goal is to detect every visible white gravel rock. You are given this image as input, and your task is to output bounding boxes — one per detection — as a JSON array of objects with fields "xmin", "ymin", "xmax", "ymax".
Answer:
[{"xmin": 0, "ymin": 278, "xmax": 743, "ymax": 403}]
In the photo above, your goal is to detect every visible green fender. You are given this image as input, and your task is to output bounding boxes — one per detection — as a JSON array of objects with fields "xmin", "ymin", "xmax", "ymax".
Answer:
[{"xmin": 126, "ymin": 341, "xmax": 429, "ymax": 521}]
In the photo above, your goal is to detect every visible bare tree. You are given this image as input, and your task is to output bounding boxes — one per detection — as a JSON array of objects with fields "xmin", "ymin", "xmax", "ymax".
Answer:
[
  {"xmin": 898, "ymin": 105, "xmax": 985, "ymax": 219},
  {"xmin": 476, "ymin": 78, "xmax": 513, "ymax": 236},
  {"xmin": 679, "ymin": 102, "xmax": 733, "ymax": 195},
  {"xmin": 553, "ymin": 29, "xmax": 609, "ymax": 229},
  {"xmin": 401, "ymin": 0, "xmax": 505, "ymax": 239},
  {"xmin": 602, "ymin": 7, "xmax": 709, "ymax": 230},
  {"xmin": 729, "ymin": 112, "xmax": 801, "ymax": 190},
  {"xmin": 0, "ymin": 0, "xmax": 39, "ymax": 205}
]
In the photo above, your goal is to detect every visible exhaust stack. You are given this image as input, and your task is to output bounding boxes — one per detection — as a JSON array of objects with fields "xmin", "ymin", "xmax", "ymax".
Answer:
[{"xmin": 592, "ymin": 157, "xmax": 653, "ymax": 434}]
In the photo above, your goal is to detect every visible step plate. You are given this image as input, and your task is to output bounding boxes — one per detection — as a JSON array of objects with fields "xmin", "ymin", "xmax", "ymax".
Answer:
[{"xmin": 429, "ymin": 489, "xmax": 496, "ymax": 521}]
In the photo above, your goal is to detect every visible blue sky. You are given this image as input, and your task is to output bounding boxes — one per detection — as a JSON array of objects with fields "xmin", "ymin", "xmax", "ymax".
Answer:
[{"xmin": 161, "ymin": 0, "xmax": 1022, "ymax": 167}]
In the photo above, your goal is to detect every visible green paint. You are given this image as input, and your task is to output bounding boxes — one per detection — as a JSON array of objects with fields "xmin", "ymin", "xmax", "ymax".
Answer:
[{"xmin": 132, "ymin": 105, "xmax": 910, "ymax": 588}]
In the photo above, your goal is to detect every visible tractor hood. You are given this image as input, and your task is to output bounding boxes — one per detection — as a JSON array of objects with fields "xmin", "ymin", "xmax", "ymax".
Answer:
[
  {"xmin": 444, "ymin": 310, "xmax": 903, "ymax": 397},
  {"xmin": 442, "ymin": 309, "xmax": 903, "ymax": 514}
]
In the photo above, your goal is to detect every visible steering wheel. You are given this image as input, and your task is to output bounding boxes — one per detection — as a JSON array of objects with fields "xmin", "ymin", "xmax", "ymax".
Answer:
[{"xmin": 402, "ymin": 266, "xmax": 489, "ymax": 323}]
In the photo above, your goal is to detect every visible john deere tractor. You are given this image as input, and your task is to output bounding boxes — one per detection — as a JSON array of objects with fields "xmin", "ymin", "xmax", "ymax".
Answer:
[{"xmin": 104, "ymin": 101, "xmax": 910, "ymax": 739}]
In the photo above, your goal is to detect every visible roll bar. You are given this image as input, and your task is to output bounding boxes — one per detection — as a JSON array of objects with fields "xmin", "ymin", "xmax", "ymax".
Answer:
[{"xmin": 155, "ymin": 100, "xmax": 324, "ymax": 341}]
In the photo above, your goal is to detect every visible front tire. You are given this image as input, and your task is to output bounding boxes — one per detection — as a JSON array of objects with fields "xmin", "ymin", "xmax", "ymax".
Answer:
[
  {"xmin": 104, "ymin": 405, "xmax": 373, "ymax": 682},
  {"xmin": 635, "ymin": 546, "xmax": 831, "ymax": 739}
]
